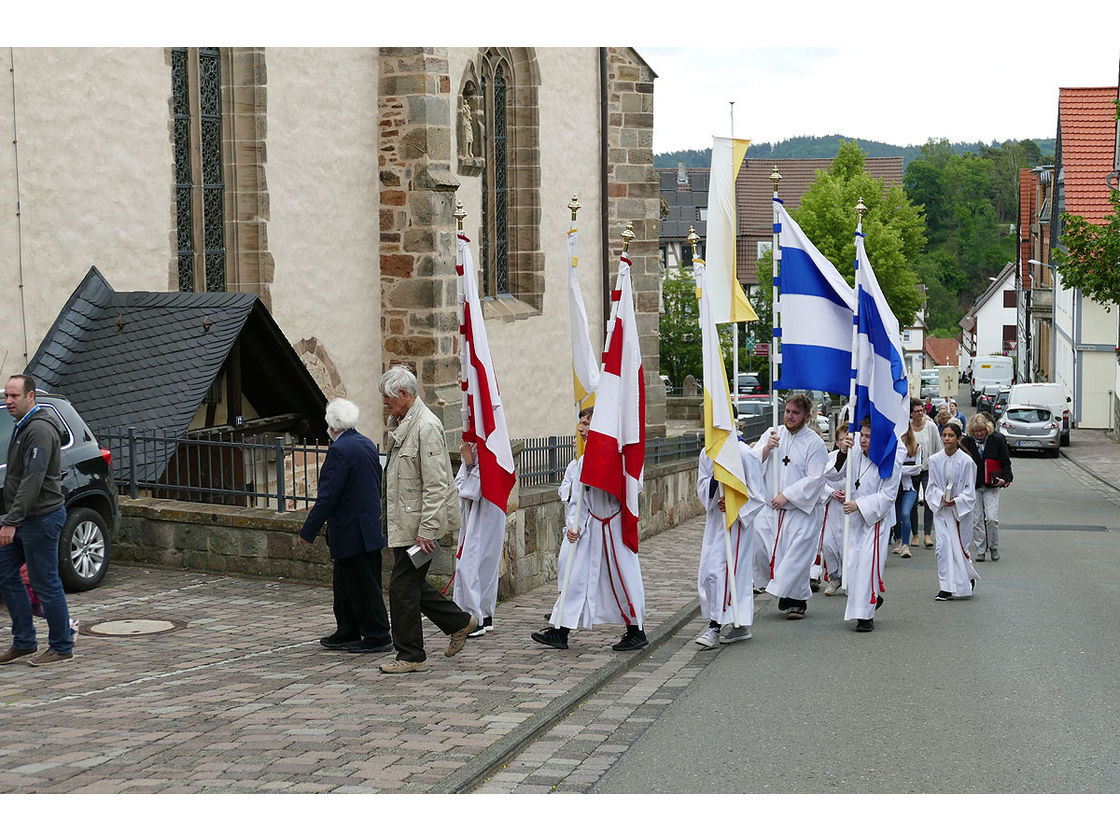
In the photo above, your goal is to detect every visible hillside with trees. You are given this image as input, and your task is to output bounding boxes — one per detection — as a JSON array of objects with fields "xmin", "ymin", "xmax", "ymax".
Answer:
[{"xmin": 656, "ymin": 135, "xmax": 1054, "ymax": 337}]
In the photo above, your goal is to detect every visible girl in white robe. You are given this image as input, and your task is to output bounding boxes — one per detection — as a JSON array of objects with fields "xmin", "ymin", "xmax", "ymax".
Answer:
[
  {"xmin": 694, "ymin": 443, "xmax": 766, "ymax": 647},
  {"xmin": 451, "ymin": 444, "xmax": 506, "ymax": 634},
  {"xmin": 830, "ymin": 421, "xmax": 903, "ymax": 631},
  {"xmin": 926, "ymin": 423, "xmax": 980, "ymax": 600}
]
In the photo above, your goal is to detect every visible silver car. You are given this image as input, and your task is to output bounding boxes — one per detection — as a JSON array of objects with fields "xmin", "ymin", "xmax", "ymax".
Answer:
[{"xmin": 999, "ymin": 404, "xmax": 1060, "ymax": 457}]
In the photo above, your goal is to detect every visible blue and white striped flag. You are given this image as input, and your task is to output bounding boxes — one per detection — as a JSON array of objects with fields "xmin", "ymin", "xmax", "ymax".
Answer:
[
  {"xmin": 773, "ymin": 201, "xmax": 856, "ymax": 396},
  {"xmin": 852, "ymin": 232, "xmax": 910, "ymax": 478}
]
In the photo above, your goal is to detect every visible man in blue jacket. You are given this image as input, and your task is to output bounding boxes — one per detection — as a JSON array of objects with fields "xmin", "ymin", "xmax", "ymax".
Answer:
[{"xmin": 299, "ymin": 398, "xmax": 393, "ymax": 654}]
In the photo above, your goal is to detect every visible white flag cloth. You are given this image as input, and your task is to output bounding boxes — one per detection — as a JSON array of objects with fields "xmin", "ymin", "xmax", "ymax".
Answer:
[
  {"xmin": 853, "ymin": 232, "xmax": 910, "ymax": 478},
  {"xmin": 697, "ymin": 258, "xmax": 750, "ymax": 528},
  {"xmin": 705, "ymin": 136, "xmax": 757, "ymax": 324},
  {"xmin": 567, "ymin": 226, "xmax": 600, "ymax": 408},
  {"xmin": 773, "ymin": 200, "xmax": 856, "ymax": 396},
  {"xmin": 580, "ymin": 255, "xmax": 645, "ymax": 553},
  {"xmin": 458, "ymin": 233, "xmax": 516, "ymax": 511}
]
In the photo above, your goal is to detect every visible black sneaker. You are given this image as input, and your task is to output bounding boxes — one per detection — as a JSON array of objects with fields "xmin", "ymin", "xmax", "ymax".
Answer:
[
  {"xmin": 531, "ymin": 627, "xmax": 569, "ymax": 650},
  {"xmin": 934, "ymin": 590, "xmax": 953, "ymax": 601},
  {"xmin": 345, "ymin": 639, "xmax": 395, "ymax": 654},
  {"xmin": 777, "ymin": 597, "xmax": 792, "ymax": 611},
  {"xmin": 786, "ymin": 606, "xmax": 806, "ymax": 620},
  {"xmin": 876, "ymin": 595, "xmax": 884, "ymax": 611},
  {"xmin": 856, "ymin": 618, "xmax": 874, "ymax": 632},
  {"xmin": 612, "ymin": 627, "xmax": 648, "ymax": 651},
  {"xmin": 320, "ymin": 635, "xmax": 359, "ymax": 651}
]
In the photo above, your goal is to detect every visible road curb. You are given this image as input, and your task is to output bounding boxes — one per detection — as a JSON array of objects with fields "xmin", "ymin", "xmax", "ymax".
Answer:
[
  {"xmin": 1059, "ymin": 447, "xmax": 1120, "ymax": 494},
  {"xmin": 430, "ymin": 597, "xmax": 703, "ymax": 793}
]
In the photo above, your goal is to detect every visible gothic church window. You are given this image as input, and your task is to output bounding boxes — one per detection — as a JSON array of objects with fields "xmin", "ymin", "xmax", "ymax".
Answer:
[{"xmin": 172, "ymin": 47, "xmax": 227, "ymax": 293}]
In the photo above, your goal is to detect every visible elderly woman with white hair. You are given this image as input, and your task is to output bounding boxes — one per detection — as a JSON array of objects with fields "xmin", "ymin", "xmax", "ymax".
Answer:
[
  {"xmin": 963, "ymin": 412, "xmax": 1013, "ymax": 562},
  {"xmin": 299, "ymin": 397, "xmax": 393, "ymax": 655},
  {"xmin": 379, "ymin": 365, "xmax": 476, "ymax": 674}
]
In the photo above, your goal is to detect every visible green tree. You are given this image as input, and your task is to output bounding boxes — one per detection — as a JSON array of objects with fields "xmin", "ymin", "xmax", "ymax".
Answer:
[
  {"xmin": 658, "ymin": 269, "xmax": 737, "ymax": 387},
  {"xmin": 757, "ymin": 141, "xmax": 926, "ymax": 328},
  {"xmin": 1052, "ymin": 191, "xmax": 1120, "ymax": 310}
]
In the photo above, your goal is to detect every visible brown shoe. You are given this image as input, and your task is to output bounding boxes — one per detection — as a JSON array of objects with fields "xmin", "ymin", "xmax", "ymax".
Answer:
[
  {"xmin": 0, "ymin": 646, "xmax": 38, "ymax": 665},
  {"xmin": 378, "ymin": 659, "xmax": 430, "ymax": 674},
  {"xmin": 924, "ymin": 535, "xmax": 934, "ymax": 548},
  {"xmin": 445, "ymin": 616, "xmax": 478, "ymax": 657},
  {"xmin": 28, "ymin": 649, "xmax": 73, "ymax": 667}
]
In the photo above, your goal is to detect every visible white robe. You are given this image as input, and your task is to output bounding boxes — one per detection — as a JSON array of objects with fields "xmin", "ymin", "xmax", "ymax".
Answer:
[
  {"xmin": 451, "ymin": 462, "xmax": 506, "ymax": 622},
  {"xmin": 696, "ymin": 443, "xmax": 766, "ymax": 627},
  {"xmin": 927, "ymin": 449, "xmax": 980, "ymax": 597},
  {"xmin": 754, "ymin": 424, "xmax": 829, "ymax": 601},
  {"xmin": 812, "ymin": 449, "xmax": 846, "ymax": 584},
  {"xmin": 557, "ymin": 457, "xmax": 581, "ymax": 593},
  {"xmin": 549, "ymin": 468, "xmax": 645, "ymax": 631},
  {"xmin": 830, "ymin": 441, "xmax": 903, "ymax": 621}
]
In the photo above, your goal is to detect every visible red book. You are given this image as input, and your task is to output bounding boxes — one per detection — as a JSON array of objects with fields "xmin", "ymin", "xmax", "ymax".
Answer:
[{"xmin": 984, "ymin": 458, "xmax": 1002, "ymax": 486}]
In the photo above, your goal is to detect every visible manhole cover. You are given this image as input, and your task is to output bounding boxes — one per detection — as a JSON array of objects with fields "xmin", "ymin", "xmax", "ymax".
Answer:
[{"xmin": 82, "ymin": 619, "xmax": 187, "ymax": 637}]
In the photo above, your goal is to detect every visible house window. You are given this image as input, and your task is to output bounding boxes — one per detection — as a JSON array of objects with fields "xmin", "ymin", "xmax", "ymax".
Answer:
[
  {"xmin": 1003, "ymin": 289, "xmax": 1017, "ymax": 308},
  {"xmin": 479, "ymin": 52, "xmax": 509, "ymax": 299},
  {"xmin": 172, "ymin": 47, "xmax": 226, "ymax": 293},
  {"xmin": 1002, "ymin": 324, "xmax": 1017, "ymax": 342},
  {"xmin": 902, "ymin": 330, "xmax": 912, "ymax": 343}
]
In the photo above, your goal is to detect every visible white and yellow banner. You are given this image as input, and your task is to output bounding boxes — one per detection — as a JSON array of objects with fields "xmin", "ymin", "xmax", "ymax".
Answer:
[{"xmin": 705, "ymin": 136, "xmax": 758, "ymax": 325}]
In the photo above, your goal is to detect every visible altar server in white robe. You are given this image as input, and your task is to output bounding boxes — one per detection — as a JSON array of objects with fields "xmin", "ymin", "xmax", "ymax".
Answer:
[
  {"xmin": 753, "ymin": 393, "xmax": 829, "ymax": 619},
  {"xmin": 532, "ymin": 409, "xmax": 647, "ymax": 652},
  {"xmin": 556, "ymin": 408, "xmax": 593, "ymax": 593},
  {"xmin": 830, "ymin": 418, "xmax": 903, "ymax": 632},
  {"xmin": 814, "ymin": 425, "xmax": 848, "ymax": 596},
  {"xmin": 926, "ymin": 421, "xmax": 980, "ymax": 601},
  {"xmin": 452, "ymin": 441, "xmax": 506, "ymax": 636},
  {"xmin": 693, "ymin": 442, "xmax": 766, "ymax": 648}
]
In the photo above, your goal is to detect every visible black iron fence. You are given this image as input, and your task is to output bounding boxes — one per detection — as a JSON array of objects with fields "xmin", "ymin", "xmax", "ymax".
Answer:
[
  {"xmin": 99, "ymin": 422, "xmax": 774, "ymax": 509},
  {"xmin": 97, "ymin": 427, "xmax": 329, "ymax": 512}
]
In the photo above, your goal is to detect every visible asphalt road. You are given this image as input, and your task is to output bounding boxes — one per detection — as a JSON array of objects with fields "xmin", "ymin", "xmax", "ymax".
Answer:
[{"xmin": 592, "ymin": 451, "xmax": 1119, "ymax": 793}]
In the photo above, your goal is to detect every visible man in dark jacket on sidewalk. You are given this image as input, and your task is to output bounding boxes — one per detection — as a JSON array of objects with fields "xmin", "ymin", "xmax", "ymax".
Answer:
[
  {"xmin": 0, "ymin": 375, "xmax": 74, "ymax": 666},
  {"xmin": 299, "ymin": 398, "xmax": 394, "ymax": 655}
]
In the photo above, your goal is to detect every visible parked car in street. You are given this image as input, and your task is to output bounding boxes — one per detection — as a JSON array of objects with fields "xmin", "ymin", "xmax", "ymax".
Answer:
[
  {"xmin": 976, "ymin": 385, "xmax": 1001, "ymax": 415},
  {"xmin": 992, "ymin": 388, "xmax": 1011, "ymax": 420},
  {"xmin": 999, "ymin": 404, "xmax": 1061, "ymax": 457},
  {"xmin": 0, "ymin": 392, "xmax": 120, "ymax": 591},
  {"xmin": 1008, "ymin": 382, "xmax": 1073, "ymax": 446},
  {"xmin": 736, "ymin": 394, "xmax": 784, "ymax": 420},
  {"xmin": 920, "ymin": 368, "xmax": 939, "ymax": 399},
  {"xmin": 736, "ymin": 372, "xmax": 765, "ymax": 396}
]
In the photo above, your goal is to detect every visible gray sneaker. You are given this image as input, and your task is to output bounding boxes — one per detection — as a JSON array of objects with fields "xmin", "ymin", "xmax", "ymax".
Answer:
[
  {"xmin": 694, "ymin": 627, "xmax": 719, "ymax": 648},
  {"xmin": 990, "ymin": 549, "xmax": 1000, "ymax": 561},
  {"xmin": 720, "ymin": 625, "xmax": 752, "ymax": 644}
]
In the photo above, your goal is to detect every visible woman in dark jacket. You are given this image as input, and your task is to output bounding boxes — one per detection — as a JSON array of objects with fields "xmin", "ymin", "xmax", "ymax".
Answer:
[{"xmin": 960, "ymin": 412, "xmax": 1012, "ymax": 562}]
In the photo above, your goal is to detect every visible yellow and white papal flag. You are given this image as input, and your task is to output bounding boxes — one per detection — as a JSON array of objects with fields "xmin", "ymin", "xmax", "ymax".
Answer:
[
  {"xmin": 568, "ymin": 225, "xmax": 599, "ymax": 455},
  {"xmin": 697, "ymin": 259, "xmax": 750, "ymax": 529},
  {"xmin": 705, "ymin": 136, "xmax": 758, "ymax": 325}
]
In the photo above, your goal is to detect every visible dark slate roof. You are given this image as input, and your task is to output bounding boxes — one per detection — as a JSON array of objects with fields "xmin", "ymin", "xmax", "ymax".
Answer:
[{"xmin": 26, "ymin": 266, "xmax": 328, "ymax": 482}]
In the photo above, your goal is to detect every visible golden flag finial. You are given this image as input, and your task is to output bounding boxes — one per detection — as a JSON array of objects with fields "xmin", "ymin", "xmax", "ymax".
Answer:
[
  {"xmin": 769, "ymin": 165, "xmax": 782, "ymax": 192},
  {"xmin": 621, "ymin": 221, "xmax": 635, "ymax": 254},
  {"xmin": 453, "ymin": 199, "xmax": 467, "ymax": 231},
  {"xmin": 855, "ymin": 197, "xmax": 868, "ymax": 218},
  {"xmin": 568, "ymin": 194, "xmax": 581, "ymax": 221},
  {"xmin": 686, "ymin": 225, "xmax": 700, "ymax": 257}
]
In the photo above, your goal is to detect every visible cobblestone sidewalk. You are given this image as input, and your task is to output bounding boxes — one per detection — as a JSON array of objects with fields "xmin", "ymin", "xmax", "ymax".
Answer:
[{"xmin": 0, "ymin": 516, "xmax": 709, "ymax": 793}]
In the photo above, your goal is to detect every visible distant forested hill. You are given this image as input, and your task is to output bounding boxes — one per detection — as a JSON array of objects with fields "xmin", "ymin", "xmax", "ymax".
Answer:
[{"xmin": 655, "ymin": 135, "xmax": 1056, "ymax": 169}]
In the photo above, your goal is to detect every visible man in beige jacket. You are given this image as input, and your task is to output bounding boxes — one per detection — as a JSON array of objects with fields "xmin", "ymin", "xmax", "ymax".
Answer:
[{"xmin": 379, "ymin": 365, "xmax": 476, "ymax": 674}]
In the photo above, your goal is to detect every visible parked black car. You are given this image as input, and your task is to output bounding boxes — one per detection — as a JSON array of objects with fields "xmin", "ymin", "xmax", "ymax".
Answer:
[
  {"xmin": 976, "ymin": 385, "xmax": 1001, "ymax": 416},
  {"xmin": 0, "ymin": 392, "xmax": 120, "ymax": 591}
]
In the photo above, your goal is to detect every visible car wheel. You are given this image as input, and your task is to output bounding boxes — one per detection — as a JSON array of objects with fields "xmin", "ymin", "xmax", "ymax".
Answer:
[
  {"xmin": 58, "ymin": 507, "xmax": 111, "ymax": 592},
  {"xmin": 1060, "ymin": 432, "xmax": 1070, "ymax": 447}
]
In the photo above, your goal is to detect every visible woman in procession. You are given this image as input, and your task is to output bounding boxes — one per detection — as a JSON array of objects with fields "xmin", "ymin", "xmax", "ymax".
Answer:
[
  {"xmin": 889, "ymin": 426, "xmax": 923, "ymax": 559},
  {"xmin": 925, "ymin": 420, "xmax": 980, "ymax": 601}
]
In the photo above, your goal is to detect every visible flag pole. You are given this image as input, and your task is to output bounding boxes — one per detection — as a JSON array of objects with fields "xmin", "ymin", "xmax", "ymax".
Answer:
[
  {"xmin": 729, "ymin": 105, "xmax": 740, "ymax": 414},
  {"xmin": 768, "ymin": 166, "xmax": 782, "ymax": 497},
  {"xmin": 691, "ymin": 226, "xmax": 741, "ymax": 628},
  {"xmin": 841, "ymin": 197, "xmax": 867, "ymax": 589},
  {"xmin": 453, "ymin": 198, "xmax": 472, "ymax": 593},
  {"xmin": 554, "ymin": 221, "xmax": 635, "ymax": 627},
  {"xmin": 569, "ymin": 194, "xmax": 584, "ymax": 442}
]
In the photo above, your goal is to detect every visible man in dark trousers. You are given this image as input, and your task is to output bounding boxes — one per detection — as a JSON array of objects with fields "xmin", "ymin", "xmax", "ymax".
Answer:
[
  {"xmin": 0, "ymin": 375, "xmax": 74, "ymax": 667},
  {"xmin": 299, "ymin": 398, "xmax": 393, "ymax": 655}
]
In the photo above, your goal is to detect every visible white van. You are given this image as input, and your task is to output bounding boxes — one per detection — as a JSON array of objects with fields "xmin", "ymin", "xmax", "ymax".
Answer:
[
  {"xmin": 970, "ymin": 355, "xmax": 1014, "ymax": 405},
  {"xmin": 1007, "ymin": 382, "xmax": 1073, "ymax": 445}
]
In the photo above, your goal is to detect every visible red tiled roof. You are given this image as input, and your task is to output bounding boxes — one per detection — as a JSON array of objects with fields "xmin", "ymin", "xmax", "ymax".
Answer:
[
  {"xmin": 1057, "ymin": 86, "xmax": 1118, "ymax": 225},
  {"xmin": 924, "ymin": 336, "xmax": 960, "ymax": 367},
  {"xmin": 735, "ymin": 157, "xmax": 904, "ymax": 283},
  {"xmin": 1019, "ymin": 168, "xmax": 1035, "ymax": 289}
]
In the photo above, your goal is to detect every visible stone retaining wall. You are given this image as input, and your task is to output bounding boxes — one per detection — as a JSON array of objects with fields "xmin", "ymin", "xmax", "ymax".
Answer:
[{"xmin": 113, "ymin": 457, "xmax": 704, "ymax": 596}]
